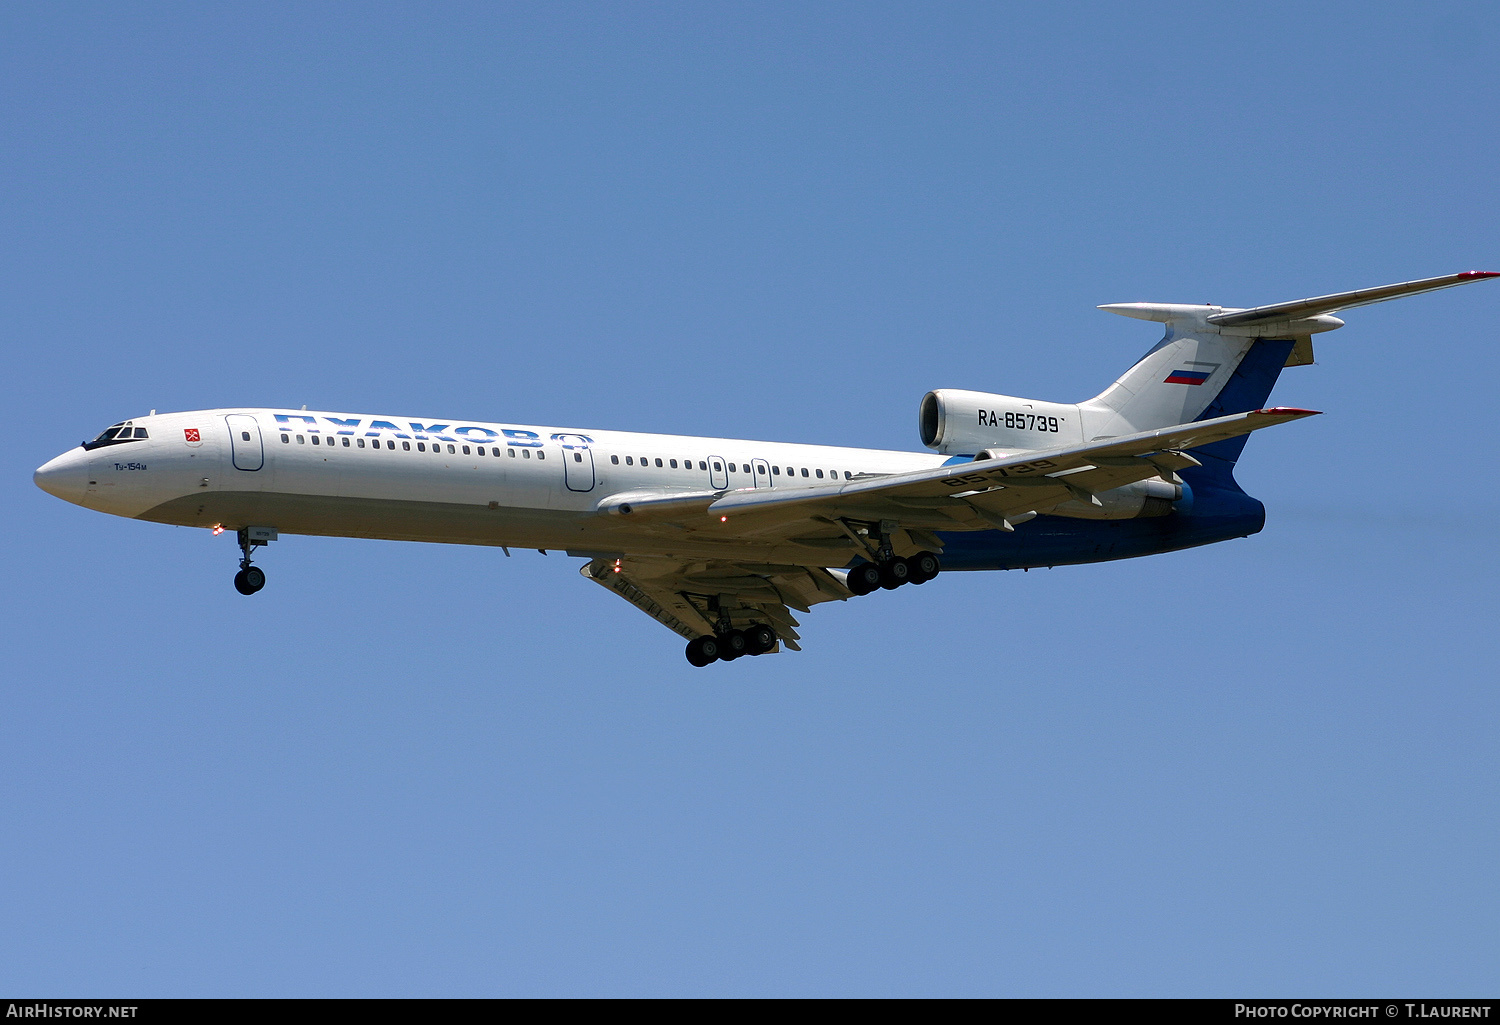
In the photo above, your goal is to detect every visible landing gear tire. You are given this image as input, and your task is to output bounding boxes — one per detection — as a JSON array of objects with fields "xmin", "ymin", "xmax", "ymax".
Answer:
[
  {"xmin": 720, "ymin": 629, "xmax": 749, "ymax": 660},
  {"xmin": 234, "ymin": 566, "xmax": 266, "ymax": 595},
  {"xmin": 908, "ymin": 550, "xmax": 941, "ymax": 584},
  {"xmin": 879, "ymin": 557, "xmax": 911, "ymax": 590},
  {"xmin": 848, "ymin": 562, "xmax": 882, "ymax": 596},
  {"xmin": 686, "ymin": 636, "xmax": 719, "ymax": 667},
  {"xmin": 744, "ymin": 624, "xmax": 777, "ymax": 655}
]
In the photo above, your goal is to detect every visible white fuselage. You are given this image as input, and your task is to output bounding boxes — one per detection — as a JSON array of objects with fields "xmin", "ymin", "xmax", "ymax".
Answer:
[{"xmin": 36, "ymin": 408, "xmax": 949, "ymax": 564}]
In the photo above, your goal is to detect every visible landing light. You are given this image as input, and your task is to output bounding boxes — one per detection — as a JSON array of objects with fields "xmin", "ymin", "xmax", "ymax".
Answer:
[{"xmin": 211, "ymin": 525, "xmax": 224, "ymax": 536}]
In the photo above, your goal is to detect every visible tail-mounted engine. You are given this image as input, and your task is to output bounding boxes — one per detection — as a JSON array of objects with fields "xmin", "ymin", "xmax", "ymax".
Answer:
[{"xmin": 919, "ymin": 389, "xmax": 1084, "ymax": 456}]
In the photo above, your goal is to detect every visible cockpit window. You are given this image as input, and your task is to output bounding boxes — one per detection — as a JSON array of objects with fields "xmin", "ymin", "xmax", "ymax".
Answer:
[{"xmin": 83, "ymin": 422, "xmax": 146, "ymax": 451}]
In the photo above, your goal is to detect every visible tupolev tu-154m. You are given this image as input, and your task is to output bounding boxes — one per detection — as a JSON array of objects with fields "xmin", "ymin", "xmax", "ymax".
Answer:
[{"xmin": 35, "ymin": 271, "xmax": 1496, "ymax": 665}]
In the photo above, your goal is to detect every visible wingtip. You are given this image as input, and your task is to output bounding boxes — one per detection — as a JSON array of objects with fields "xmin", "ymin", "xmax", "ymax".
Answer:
[
  {"xmin": 1458, "ymin": 270, "xmax": 1500, "ymax": 279},
  {"xmin": 1254, "ymin": 407, "xmax": 1322, "ymax": 417}
]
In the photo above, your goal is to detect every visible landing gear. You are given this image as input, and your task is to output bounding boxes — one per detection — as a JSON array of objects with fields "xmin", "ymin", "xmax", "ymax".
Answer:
[
  {"xmin": 686, "ymin": 635, "xmax": 720, "ymax": 667},
  {"xmin": 720, "ymin": 629, "xmax": 749, "ymax": 660},
  {"xmin": 743, "ymin": 624, "xmax": 777, "ymax": 655},
  {"xmin": 847, "ymin": 549, "xmax": 941, "ymax": 596},
  {"xmin": 684, "ymin": 623, "xmax": 778, "ymax": 666},
  {"xmin": 879, "ymin": 557, "xmax": 911, "ymax": 589},
  {"xmin": 232, "ymin": 526, "xmax": 276, "ymax": 596},
  {"xmin": 233, "ymin": 566, "xmax": 266, "ymax": 595},
  {"xmin": 847, "ymin": 562, "xmax": 883, "ymax": 596},
  {"xmin": 908, "ymin": 550, "xmax": 941, "ymax": 584}
]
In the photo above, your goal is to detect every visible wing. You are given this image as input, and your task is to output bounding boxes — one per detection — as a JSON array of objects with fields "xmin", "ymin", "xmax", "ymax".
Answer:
[
  {"xmin": 602, "ymin": 407, "xmax": 1320, "ymax": 556},
  {"xmin": 581, "ymin": 554, "xmax": 851, "ymax": 651},
  {"xmin": 582, "ymin": 408, "xmax": 1318, "ymax": 649}
]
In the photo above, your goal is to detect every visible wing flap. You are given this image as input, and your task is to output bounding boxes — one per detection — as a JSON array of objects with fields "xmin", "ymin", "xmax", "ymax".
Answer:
[{"xmin": 582, "ymin": 555, "xmax": 850, "ymax": 648}]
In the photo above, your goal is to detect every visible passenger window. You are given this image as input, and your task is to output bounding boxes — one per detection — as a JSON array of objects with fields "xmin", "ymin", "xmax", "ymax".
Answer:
[
  {"xmin": 713, "ymin": 461, "xmax": 722, "ymax": 471},
  {"xmin": 669, "ymin": 459, "xmax": 677, "ymax": 468},
  {"xmin": 815, "ymin": 469, "xmax": 823, "ymax": 478},
  {"xmin": 462, "ymin": 445, "xmax": 470, "ymax": 455},
  {"xmin": 574, "ymin": 452, "xmax": 583, "ymax": 462},
  {"xmin": 296, "ymin": 435, "xmax": 305, "ymax": 444},
  {"xmin": 417, "ymin": 442, "xmax": 426, "ymax": 452},
  {"xmin": 801, "ymin": 468, "xmax": 808, "ymax": 477},
  {"xmin": 773, "ymin": 466, "xmax": 780, "ymax": 475},
  {"xmin": 537, "ymin": 451, "xmax": 544, "ymax": 459},
  {"xmin": 281, "ymin": 434, "xmax": 290, "ymax": 444},
  {"xmin": 402, "ymin": 441, "xmax": 411, "ymax": 451},
  {"xmin": 728, "ymin": 463, "xmax": 736, "ymax": 472},
  {"xmin": 387, "ymin": 440, "xmax": 395, "ymax": 449},
  {"xmin": 698, "ymin": 461, "xmax": 706, "ymax": 471},
  {"xmin": 447, "ymin": 444, "xmax": 455, "ymax": 454},
  {"xmin": 523, "ymin": 449, "xmax": 531, "ymax": 458},
  {"xmin": 241, "ymin": 431, "xmax": 251, "ymax": 441},
  {"xmin": 356, "ymin": 438, "xmax": 365, "ymax": 448},
  {"xmin": 477, "ymin": 447, "xmax": 485, "ymax": 456},
  {"xmin": 655, "ymin": 458, "xmax": 662, "ymax": 467},
  {"xmin": 508, "ymin": 448, "xmax": 516, "ymax": 457},
  {"xmin": 844, "ymin": 470, "xmax": 851, "ymax": 479},
  {"xmin": 492, "ymin": 448, "xmax": 501, "ymax": 456},
  {"xmin": 312, "ymin": 435, "xmax": 320, "ymax": 445},
  {"xmin": 611, "ymin": 455, "xmax": 620, "ymax": 464},
  {"xmin": 625, "ymin": 456, "xmax": 633, "ymax": 465}
]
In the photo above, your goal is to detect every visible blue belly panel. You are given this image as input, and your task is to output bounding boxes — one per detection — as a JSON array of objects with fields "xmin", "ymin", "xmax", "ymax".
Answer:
[{"xmin": 931, "ymin": 482, "xmax": 1266, "ymax": 570}]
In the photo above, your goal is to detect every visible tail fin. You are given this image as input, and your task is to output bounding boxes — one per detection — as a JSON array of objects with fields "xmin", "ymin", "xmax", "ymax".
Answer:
[{"xmin": 1081, "ymin": 271, "xmax": 1497, "ymax": 485}]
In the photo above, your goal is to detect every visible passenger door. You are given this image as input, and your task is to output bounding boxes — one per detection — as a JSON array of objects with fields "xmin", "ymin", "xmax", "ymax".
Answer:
[
  {"xmin": 707, "ymin": 455, "xmax": 728, "ymax": 490},
  {"xmin": 556, "ymin": 434, "xmax": 595, "ymax": 492},
  {"xmin": 225, "ymin": 414, "xmax": 264, "ymax": 471},
  {"xmin": 752, "ymin": 458, "xmax": 771, "ymax": 488}
]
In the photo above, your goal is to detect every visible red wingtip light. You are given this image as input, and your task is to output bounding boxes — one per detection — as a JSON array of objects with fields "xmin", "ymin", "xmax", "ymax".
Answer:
[{"xmin": 211, "ymin": 524, "xmax": 224, "ymax": 535}]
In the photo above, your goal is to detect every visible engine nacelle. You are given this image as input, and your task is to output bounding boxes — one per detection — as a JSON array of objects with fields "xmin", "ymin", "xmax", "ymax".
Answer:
[{"xmin": 919, "ymin": 389, "xmax": 1085, "ymax": 456}]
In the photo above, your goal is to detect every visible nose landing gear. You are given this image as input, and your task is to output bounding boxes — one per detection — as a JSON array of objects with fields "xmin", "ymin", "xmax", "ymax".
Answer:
[{"xmin": 232, "ymin": 526, "xmax": 276, "ymax": 595}]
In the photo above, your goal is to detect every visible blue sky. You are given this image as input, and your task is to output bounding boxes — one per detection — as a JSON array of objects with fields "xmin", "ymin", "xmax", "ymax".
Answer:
[{"xmin": 3, "ymin": 1, "xmax": 1498, "ymax": 996}]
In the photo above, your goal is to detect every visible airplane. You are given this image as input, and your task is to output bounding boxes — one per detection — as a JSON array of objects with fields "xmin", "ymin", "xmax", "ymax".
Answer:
[{"xmin": 34, "ymin": 271, "xmax": 1496, "ymax": 666}]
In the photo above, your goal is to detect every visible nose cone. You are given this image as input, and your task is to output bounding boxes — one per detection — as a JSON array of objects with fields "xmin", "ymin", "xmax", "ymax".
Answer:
[{"xmin": 34, "ymin": 449, "xmax": 90, "ymax": 506}]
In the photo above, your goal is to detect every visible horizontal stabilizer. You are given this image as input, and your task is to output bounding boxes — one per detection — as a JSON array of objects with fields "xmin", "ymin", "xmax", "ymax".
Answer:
[{"xmin": 1206, "ymin": 271, "xmax": 1498, "ymax": 328}]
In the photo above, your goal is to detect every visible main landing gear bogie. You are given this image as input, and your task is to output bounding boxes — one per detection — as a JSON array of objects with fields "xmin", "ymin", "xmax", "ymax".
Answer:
[
  {"xmin": 685, "ymin": 623, "xmax": 778, "ymax": 666},
  {"xmin": 846, "ymin": 549, "xmax": 941, "ymax": 597}
]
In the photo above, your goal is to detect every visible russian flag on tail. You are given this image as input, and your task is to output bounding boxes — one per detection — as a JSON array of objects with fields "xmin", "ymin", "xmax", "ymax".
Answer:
[{"xmin": 1164, "ymin": 362, "xmax": 1219, "ymax": 385}]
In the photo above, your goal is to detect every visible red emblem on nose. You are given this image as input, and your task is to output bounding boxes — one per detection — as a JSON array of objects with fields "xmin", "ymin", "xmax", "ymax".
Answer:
[{"xmin": 184, "ymin": 428, "xmax": 200, "ymax": 442}]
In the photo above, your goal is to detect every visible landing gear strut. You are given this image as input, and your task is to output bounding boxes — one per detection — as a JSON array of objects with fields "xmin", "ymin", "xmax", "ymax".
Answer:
[{"xmin": 232, "ymin": 526, "xmax": 276, "ymax": 595}]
